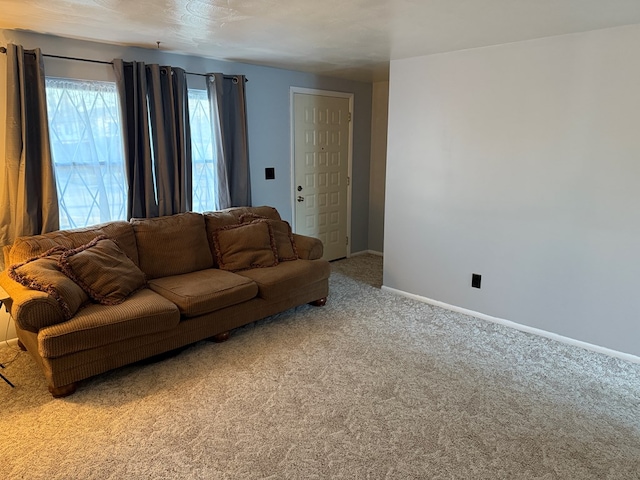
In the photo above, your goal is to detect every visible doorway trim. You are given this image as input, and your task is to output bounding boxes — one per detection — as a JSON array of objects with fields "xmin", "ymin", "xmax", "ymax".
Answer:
[{"xmin": 289, "ymin": 86, "xmax": 354, "ymax": 258}]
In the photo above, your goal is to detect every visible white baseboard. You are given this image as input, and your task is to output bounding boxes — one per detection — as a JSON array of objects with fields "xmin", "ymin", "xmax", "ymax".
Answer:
[
  {"xmin": 381, "ymin": 285, "xmax": 640, "ymax": 365},
  {"xmin": 2, "ymin": 338, "xmax": 18, "ymax": 347},
  {"xmin": 350, "ymin": 250, "xmax": 383, "ymax": 257}
]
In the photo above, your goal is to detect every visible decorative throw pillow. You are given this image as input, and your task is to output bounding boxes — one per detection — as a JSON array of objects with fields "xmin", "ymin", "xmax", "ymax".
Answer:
[
  {"xmin": 212, "ymin": 220, "xmax": 278, "ymax": 272},
  {"xmin": 58, "ymin": 236, "xmax": 146, "ymax": 305},
  {"xmin": 7, "ymin": 246, "xmax": 89, "ymax": 321},
  {"xmin": 238, "ymin": 214, "xmax": 298, "ymax": 262}
]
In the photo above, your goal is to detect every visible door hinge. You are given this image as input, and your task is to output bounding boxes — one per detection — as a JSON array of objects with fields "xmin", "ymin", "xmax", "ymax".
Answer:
[
  {"xmin": 346, "ymin": 236, "xmax": 349, "ymax": 246},
  {"xmin": 347, "ymin": 176, "xmax": 350, "ymax": 186},
  {"xmin": 348, "ymin": 112, "xmax": 352, "ymax": 122}
]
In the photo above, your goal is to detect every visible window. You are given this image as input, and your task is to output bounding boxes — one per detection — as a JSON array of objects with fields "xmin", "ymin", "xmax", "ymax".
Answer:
[
  {"xmin": 46, "ymin": 79, "xmax": 126, "ymax": 229},
  {"xmin": 45, "ymin": 80, "xmax": 221, "ymax": 227},
  {"xmin": 188, "ymin": 89, "xmax": 219, "ymax": 212}
]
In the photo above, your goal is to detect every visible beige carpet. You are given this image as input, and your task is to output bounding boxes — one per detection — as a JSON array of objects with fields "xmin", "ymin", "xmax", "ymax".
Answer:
[{"xmin": 1, "ymin": 254, "xmax": 639, "ymax": 479}]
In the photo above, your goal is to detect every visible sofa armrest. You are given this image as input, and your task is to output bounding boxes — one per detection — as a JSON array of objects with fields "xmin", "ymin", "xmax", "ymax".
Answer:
[
  {"xmin": 292, "ymin": 234, "xmax": 324, "ymax": 260},
  {"xmin": 0, "ymin": 272, "xmax": 64, "ymax": 333}
]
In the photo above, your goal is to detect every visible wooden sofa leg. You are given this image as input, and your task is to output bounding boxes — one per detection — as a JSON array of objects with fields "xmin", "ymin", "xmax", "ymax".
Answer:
[
  {"xmin": 209, "ymin": 331, "xmax": 231, "ymax": 343},
  {"xmin": 48, "ymin": 382, "xmax": 78, "ymax": 398},
  {"xmin": 309, "ymin": 297, "xmax": 327, "ymax": 307},
  {"xmin": 17, "ymin": 339, "xmax": 27, "ymax": 351}
]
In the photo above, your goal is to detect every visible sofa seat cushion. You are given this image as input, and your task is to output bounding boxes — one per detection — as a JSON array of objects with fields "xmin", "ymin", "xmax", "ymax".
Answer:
[
  {"xmin": 38, "ymin": 288, "xmax": 180, "ymax": 358},
  {"xmin": 236, "ymin": 259, "xmax": 331, "ymax": 301},
  {"xmin": 148, "ymin": 269, "xmax": 258, "ymax": 317}
]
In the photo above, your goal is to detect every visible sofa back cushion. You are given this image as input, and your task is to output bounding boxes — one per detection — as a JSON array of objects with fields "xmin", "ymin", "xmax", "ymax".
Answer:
[
  {"xmin": 234, "ymin": 206, "xmax": 282, "ymax": 221},
  {"xmin": 131, "ymin": 212, "xmax": 213, "ymax": 279},
  {"xmin": 8, "ymin": 221, "xmax": 138, "ymax": 266}
]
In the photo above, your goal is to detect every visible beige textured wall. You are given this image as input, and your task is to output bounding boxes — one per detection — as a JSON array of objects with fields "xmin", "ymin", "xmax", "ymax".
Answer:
[{"xmin": 367, "ymin": 81, "xmax": 388, "ymax": 254}]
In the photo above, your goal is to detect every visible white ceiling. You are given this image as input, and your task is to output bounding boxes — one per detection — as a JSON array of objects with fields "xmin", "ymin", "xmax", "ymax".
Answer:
[{"xmin": 3, "ymin": 0, "xmax": 640, "ymax": 82}]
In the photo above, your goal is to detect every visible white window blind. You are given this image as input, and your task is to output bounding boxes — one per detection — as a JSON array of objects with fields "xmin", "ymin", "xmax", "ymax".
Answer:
[
  {"xmin": 45, "ymin": 78, "xmax": 127, "ymax": 229},
  {"xmin": 45, "ymin": 81, "xmax": 222, "ymax": 227},
  {"xmin": 188, "ymin": 89, "xmax": 219, "ymax": 213}
]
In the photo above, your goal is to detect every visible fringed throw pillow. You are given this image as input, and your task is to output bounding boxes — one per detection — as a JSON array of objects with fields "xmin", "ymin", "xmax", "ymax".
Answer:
[
  {"xmin": 212, "ymin": 220, "xmax": 278, "ymax": 272},
  {"xmin": 7, "ymin": 246, "xmax": 89, "ymax": 324},
  {"xmin": 58, "ymin": 236, "xmax": 146, "ymax": 305},
  {"xmin": 238, "ymin": 213, "xmax": 298, "ymax": 262}
]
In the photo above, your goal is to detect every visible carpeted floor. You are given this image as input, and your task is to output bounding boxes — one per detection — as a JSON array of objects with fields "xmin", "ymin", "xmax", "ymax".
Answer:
[{"xmin": 1, "ymin": 254, "xmax": 639, "ymax": 479}]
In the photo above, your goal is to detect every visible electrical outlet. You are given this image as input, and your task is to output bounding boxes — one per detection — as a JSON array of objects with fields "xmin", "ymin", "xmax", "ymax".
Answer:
[{"xmin": 472, "ymin": 274, "xmax": 482, "ymax": 289}]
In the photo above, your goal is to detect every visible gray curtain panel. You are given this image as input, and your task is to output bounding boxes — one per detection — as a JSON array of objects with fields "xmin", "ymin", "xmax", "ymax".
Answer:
[
  {"xmin": 205, "ymin": 74, "xmax": 230, "ymax": 210},
  {"xmin": 0, "ymin": 43, "xmax": 59, "ymax": 259},
  {"xmin": 206, "ymin": 74, "xmax": 251, "ymax": 208},
  {"xmin": 147, "ymin": 65, "xmax": 192, "ymax": 216},
  {"xmin": 113, "ymin": 59, "xmax": 157, "ymax": 219},
  {"xmin": 113, "ymin": 59, "xmax": 192, "ymax": 218}
]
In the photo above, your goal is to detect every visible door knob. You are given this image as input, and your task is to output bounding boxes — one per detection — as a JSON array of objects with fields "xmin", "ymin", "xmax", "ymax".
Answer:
[{"xmin": 297, "ymin": 196, "xmax": 304, "ymax": 202}]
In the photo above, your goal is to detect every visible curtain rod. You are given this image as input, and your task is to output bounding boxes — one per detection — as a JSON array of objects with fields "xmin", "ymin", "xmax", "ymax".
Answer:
[{"xmin": 0, "ymin": 46, "xmax": 247, "ymax": 81}]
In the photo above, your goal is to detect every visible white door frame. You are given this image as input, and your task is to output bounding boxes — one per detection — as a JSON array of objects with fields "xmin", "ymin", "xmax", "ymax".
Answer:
[{"xmin": 290, "ymin": 86, "xmax": 354, "ymax": 258}]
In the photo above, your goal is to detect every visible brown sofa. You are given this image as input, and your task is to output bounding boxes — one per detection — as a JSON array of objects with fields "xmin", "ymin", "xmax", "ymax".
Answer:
[{"xmin": 0, "ymin": 206, "xmax": 330, "ymax": 397}]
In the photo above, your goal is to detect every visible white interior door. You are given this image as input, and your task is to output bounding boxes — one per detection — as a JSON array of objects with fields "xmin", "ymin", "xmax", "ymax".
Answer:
[{"xmin": 293, "ymin": 92, "xmax": 351, "ymax": 261}]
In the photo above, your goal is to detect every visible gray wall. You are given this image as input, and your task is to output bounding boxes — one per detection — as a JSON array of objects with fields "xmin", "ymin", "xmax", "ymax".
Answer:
[
  {"xmin": 368, "ymin": 81, "xmax": 388, "ymax": 254},
  {"xmin": 385, "ymin": 24, "xmax": 640, "ymax": 357}
]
